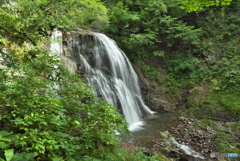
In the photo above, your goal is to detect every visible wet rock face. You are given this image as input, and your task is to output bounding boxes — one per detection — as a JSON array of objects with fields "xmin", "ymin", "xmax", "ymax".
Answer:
[
  {"xmin": 169, "ymin": 117, "xmax": 217, "ymax": 159},
  {"xmin": 149, "ymin": 95, "xmax": 175, "ymax": 112},
  {"xmin": 62, "ymin": 29, "xmax": 177, "ymax": 113},
  {"xmin": 61, "ymin": 29, "xmax": 95, "ymax": 74}
]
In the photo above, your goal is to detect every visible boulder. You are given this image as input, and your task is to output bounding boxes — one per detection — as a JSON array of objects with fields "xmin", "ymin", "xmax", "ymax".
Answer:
[{"xmin": 149, "ymin": 95, "xmax": 176, "ymax": 112}]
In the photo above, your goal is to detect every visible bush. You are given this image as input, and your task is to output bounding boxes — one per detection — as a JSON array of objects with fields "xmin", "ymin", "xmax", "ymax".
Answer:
[{"xmin": 0, "ymin": 52, "xmax": 128, "ymax": 160}]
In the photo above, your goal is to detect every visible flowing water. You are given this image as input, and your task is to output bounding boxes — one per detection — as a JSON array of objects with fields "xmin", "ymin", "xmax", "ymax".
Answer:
[
  {"xmin": 50, "ymin": 29, "xmax": 62, "ymax": 90},
  {"xmin": 122, "ymin": 112, "xmax": 205, "ymax": 161},
  {"xmin": 51, "ymin": 30, "xmax": 206, "ymax": 160},
  {"xmin": 122, "ymin": 112, "xmax": 180, "ymax": 143},
  {"xmin": 50, "ymin": 30, "xmax": 155, "ymax": 130},
  {"xmin": 77, "ymin": 32, "xmax": 155, "ymax": 131},
  {"xmin": 50, "ymin": 29, "xmax": 62, "ymax": 56}
]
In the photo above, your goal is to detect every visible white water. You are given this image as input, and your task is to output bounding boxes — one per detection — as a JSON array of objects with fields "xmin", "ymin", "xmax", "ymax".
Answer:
[
  {"xmin": 174, "ymin": 142, "xmax": 205, "ymax": 160},
  {"xmin": 78, "ymin": 33, "xmax": 155, "ymax": 131},
  {"xmin": 50, "ymin": 29, "xmax": 62, "ymax": 58},
  {"xmin": 50, "ymin": 30, "xmax": 155, "ymax": 131},
  {"xmin": 50, "ymin": 29, "xmax": 62, "ymax": 90}
]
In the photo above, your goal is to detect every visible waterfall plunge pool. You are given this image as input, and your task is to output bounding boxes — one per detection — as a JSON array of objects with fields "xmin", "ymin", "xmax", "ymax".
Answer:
[
  {"xmin": 122, "ymin": 112, "xmax": 180, "ymax": 144},
  {"xmin": 121, "ymin": 112, "xmax": 205, "ymax": 161}
]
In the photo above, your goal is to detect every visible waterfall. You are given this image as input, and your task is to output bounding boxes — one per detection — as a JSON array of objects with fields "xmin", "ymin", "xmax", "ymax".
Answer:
[
  {"xmin": 50, "ymin": 29, "xmax": 62, "ymax": 90},
  {"xmin": 50, "ymin": 29, "xmax": 62, "ymax": 57},
  {"xmin": 51, "ymin": 29, "xmax": 155, "ymax": 131},
  {"xmin": 78, "ymin": 32, "xmax": 155, "ymax": 131}
]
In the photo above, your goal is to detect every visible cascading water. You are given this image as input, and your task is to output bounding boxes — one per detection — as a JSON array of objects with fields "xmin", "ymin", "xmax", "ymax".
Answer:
[
  {"xmin": 50, "ymin": 29, "xmax": 62, "ymax": 90},
  {"xmin": 78, "ymin": 32, "xmax": 155, "ymax": 131},
  {"xmin": 52, "ymin": 30, "xmax": 206, "ymax": 160},
  {"xmin": 51, "ymin": 29, "xmax": 155, "ymax": 131},
  {"xmin": 50, "ymin": 29, "xmax": 62, "ymax": 58}
]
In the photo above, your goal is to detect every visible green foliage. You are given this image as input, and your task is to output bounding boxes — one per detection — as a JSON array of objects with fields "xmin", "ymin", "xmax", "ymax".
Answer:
[
  {"xmin": 211, "ymin": 57, "xmax": 240, "ymax": 94},
  {"xmin": 106, "ymin": 0, "xmax": 240, "ymax": 100},
  {"xmin": 162, "ymin": 2, "xmax": 240, "ymax": 111},
  {"xmin": 106, "ymin": 1, "xmax": 156, "ymax": 59},
  {"xmin": 106, "ymin": 148, "xmax": 167, "ymax": 161},
  {"xmin": 164, "ymin": 74, "xmax": 181, "ymax": 96},
  {"xmin": 0, "ymin": 50, "xmax": 128, "ymax": 160},
  {"xmin": 0, "ymin": 0, "xmax": 108, "ymax": 45},
  {"xmin": 165, "ymin": 24, "xmax": 202, "ymax": 48},
  {"xmin": 164, "ymin": 51, "xmax": 206, "ymax": 98},
  {"xmin": 167, "ymin": 52, "xmax": 198, "ymax": 77},
  {"xmin": 183, "ymin": 91, "xmax": 240, "ymax": 120},
  {"xmin": 0, "ymin": 4, "xmax": 122, "ymax": 159},
  {"xmin": 0, "ymin": 131, "xmax": 37, "ymax": 161},
  {"xmin": 181, "ymin": 0, "xmax": 233, "ymax": 12},
  {"xmin": 141, "ymin": 65, "xmax": 161, "ymax": 81},
  {"xmin": 208, "ymin": 93, "xmax": 240, "ymax": 118},
  {"xmin": 160, "ymin": 131, "xmax": 176, "ymax": 153},
  {"xmin": 3, "ymin": 149, "xmax": 37, "ymax": 161},
  {"xmin": 197, "ymin": 2, "xmax": 240, "ymax": 41},
  {"xmin": 1, "ymin": 0, "xmax": 240, "ymax": 159},
  {"xmin": 199, "ymin": 119, "xmax": 215, "ymax": 127},
  {"xmin": 105, "ymin": 0, "xmax": 201, "ymax": 60},
  {"xmin": 190, "ymin": 119, "xmax": 240, "ymax": 155},
  {"xmin": 105, "ymin": 1, "xmax": 240, "ymax": 128},
  {"xmin": 195, "ymin": 2, "xmax": 240, "ymax": 95},
  {"xmin": 215, "ymin": 126, "xmax": 240, "ymax": 154}
]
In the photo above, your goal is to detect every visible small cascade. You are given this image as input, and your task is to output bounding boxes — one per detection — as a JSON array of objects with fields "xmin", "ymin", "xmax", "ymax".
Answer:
[
  {"xmin": 50, "ymin": 29, "xmax": 62, "ymax": 58},
  {"xmin": 174, "ymin": 142, "xmax": 205, "ymax": 160},
  {"xmin": 50, "ymin": 29, "xmax": 62, "ymax": 90},
  {"xmin": 76, "ymin": 32, "xmax": 155, "ymax": 131}
]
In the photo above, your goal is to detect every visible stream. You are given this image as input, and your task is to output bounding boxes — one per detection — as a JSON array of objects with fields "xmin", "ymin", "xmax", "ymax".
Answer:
[
  {"xmin": 121, "ymin": 112, "xmax": 206, "ymax": 161},
  {"xmin": 122, "ymin": 112, "xmax": 180, "ymax": 144}
]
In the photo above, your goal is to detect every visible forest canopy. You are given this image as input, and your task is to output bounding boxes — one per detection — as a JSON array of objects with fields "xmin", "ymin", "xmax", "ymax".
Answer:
[
  {"xmin": 181, "ymin": 0, "xmax": 233, "ymax": 11},
  {"xmin": 0, "ymin": 0, "xmax": 108, "ymax": 45}
]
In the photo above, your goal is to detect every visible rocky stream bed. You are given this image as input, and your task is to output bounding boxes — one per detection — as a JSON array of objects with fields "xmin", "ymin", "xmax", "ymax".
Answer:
[{"xmin": 120, "ymin": 115, "xmax": 240, "ymax": 161}]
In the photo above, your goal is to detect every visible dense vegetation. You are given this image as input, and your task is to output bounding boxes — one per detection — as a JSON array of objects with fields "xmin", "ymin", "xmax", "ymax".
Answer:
[
  {"xmin": 103, "ymin": 0, "xmax": 240, "ymax": 156},
  {"xmin": 0, "ymin": 0, "xmax": 128, "ymax": 160},
  {"xmin": 103, "ymin": 0, "xmax": 240, "ymax": 117},
  {"xmin": 0, "ymin": 0, "xmax": 239, "ymax": 160}
]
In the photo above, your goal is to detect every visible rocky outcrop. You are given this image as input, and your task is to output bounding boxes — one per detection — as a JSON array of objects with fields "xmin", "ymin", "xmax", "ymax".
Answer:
[
  {"xmin": 132, "ymin": 63, "xmax": 176, "ymax": 112},
  {"xmin": 61, "ymin": 29, "xmax": 94, "ymax": 74},
  {"xmin": 149, "ymin": 95, "xmax": 175, "ymax": 112},
  {"xmin": 61, "ymin": 29, "xmax": 177, "ymax": 113}
]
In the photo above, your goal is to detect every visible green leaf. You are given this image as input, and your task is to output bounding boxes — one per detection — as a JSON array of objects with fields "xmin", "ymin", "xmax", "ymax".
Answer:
[
  {"xmin": 0, "ymin": 138, "xmax": 11, "ymax": 142},
  {"xmin": 0, "ymin": 142, "xmax": 9, "ymax": 149},
  {"xmin": 153, "ymin": 51, "xmax": 165, "ymax": 57},
  {"xmin": 0, "ymin": 131, "xmax": 17, "ymax": 142},
  {"xmin": 0, "ymin": 131, "xmax": 11, "ymax": 137},
  {"xmin": 52, "ymin": 157, "xmax": 64, "ymax": 161},
  {"xmin": 11, "ymin": 152, "xmax": 38, "ymax": 161},
  {"xmin": 5, "ymin": 149, "xmax": 14, "ymax": 161}
]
